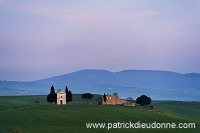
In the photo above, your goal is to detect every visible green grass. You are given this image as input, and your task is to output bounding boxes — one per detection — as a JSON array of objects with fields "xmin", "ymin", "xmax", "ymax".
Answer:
[
  {"xmin": 152, "ymin": 101, "xmax": 200, "ymax": 120},
  {"xmin": 0, "ymin": 95, "xmax": 199, "ymax": 133}
]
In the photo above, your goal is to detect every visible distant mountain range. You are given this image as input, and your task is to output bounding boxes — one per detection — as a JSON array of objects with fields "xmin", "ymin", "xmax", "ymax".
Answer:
[{"xmin": 0, "ymin": 69, "xmax": 200, "ymax": 101}]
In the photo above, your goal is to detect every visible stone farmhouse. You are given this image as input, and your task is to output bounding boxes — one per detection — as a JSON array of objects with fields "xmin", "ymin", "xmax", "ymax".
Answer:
[
  {"xmin": 98, "ymin": 94, "xmax": 135, "ymax": 106},
  {"xmin": 57, "ymin": 91, "xmax": 66, "ymax": 105}
]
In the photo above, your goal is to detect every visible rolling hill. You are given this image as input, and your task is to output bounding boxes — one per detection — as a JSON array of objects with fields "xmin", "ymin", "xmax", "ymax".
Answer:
[
  {"xmin": 0, "ymin": 69, "xmax": 200, "ymax": 101},
  {"xmin": 0, "ymin": 95, "xmax": 199, "ymax": 133}
]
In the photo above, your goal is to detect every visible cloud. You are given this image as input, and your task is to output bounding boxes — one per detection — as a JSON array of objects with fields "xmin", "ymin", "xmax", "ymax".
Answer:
[
  {"xmin": 129, "ymin": 11, "xmax": 160, "ymax": 17},
  {"xmin": 17, "ymin": 2, "xmax": 160, "ymax": 25}
]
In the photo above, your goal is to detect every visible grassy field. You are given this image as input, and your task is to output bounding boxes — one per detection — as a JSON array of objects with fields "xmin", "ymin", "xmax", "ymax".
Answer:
[
  {"xmin": 152, "ymin": 101, "xmax": 200, "ymax": 120},
  {"xmin": 0, "ymin": 95, "xmax": 199, "ymax": 133}
]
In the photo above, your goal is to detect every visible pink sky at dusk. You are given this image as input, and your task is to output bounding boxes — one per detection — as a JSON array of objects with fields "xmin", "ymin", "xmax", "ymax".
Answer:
[{"xmin": 0, "ymin": 0, "xmax": 200, "ymax": 81}]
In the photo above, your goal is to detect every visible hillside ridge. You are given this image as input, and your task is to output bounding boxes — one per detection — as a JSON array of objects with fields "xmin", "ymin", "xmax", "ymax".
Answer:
[{"xmin": 0, "ymin": 69, "xmax": 200, "ymax": 101}]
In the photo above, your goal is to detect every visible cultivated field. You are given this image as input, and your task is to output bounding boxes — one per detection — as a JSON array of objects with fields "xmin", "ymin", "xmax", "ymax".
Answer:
[{"xmin": 0, "ymin": 95, "xmax": 199, "ymax": 133}]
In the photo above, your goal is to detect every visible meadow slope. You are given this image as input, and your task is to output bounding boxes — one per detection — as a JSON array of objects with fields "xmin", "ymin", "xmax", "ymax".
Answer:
[{"xmin": 0, "ymin": 95, "xmax": 199, "ymax": 133}]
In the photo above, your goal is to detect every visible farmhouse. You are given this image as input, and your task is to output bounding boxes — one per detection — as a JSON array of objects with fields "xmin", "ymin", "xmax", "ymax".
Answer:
[
  {"xmin": 57, "ymin": 91, "xmax": 66, "ymax": 105},
  {"xmin": 98, "ymin": 94, "xmax": 135, "ymax": 106}
]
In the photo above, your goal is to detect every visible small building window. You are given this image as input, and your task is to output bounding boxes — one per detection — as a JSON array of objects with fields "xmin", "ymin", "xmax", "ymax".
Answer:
[
  {"xmin": 110, "ymin": 97, "xmax": 111, "ymax": 99},
  {"xmin": 61, "ymin": 96, "xmax": 62, "ymax": 98}
]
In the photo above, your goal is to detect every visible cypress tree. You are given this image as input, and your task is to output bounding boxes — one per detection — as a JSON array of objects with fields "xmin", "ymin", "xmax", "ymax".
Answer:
[
  {"xmin": 47, "ymin": 94, "xmax": 50, "ymax": 102},
  {"xmin": 103, "ymin": 93, "xmax": 107, "ymax": 102},
  {"xmin": 65, "ymin": 86, "xmax": 69, "ymax": 103},
  {"xmin": 65, "ymin": 86, "xmax": 69, "ymax": 93},
  {"xmin": 66, "ymin": 90, "xmax": 70, "ymax": 102},
  {"xmin": 65, "ymin": 86, "xmax": 72, "ymax": 103},
  {"xmin": 48, "ymin": 86, "xmax": 57, "ymax": 103},
  {"xmin": 69, "ymin": 90, "xmax": 72, "ymax": 102}
]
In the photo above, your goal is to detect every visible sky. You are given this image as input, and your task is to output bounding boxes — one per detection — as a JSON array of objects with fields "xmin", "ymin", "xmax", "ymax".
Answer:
[{"xmin": 0, "ymin": 0, "xmax": 200, "ymax": 81}]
